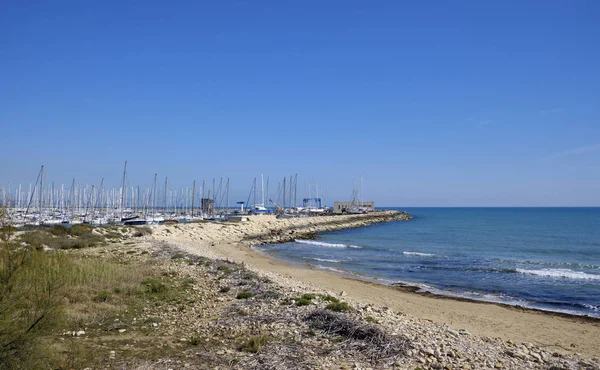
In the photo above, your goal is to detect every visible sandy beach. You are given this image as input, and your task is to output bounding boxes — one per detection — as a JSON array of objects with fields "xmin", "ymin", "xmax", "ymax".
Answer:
[{"xmin": 151, "ymin": 211, "xmax": 600, "ymax": 359}]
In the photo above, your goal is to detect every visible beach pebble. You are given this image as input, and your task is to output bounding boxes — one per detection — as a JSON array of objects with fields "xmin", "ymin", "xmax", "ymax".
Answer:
[{"xmin": 447, "ymin": 329, "xmax": 460, "ymax": 337}]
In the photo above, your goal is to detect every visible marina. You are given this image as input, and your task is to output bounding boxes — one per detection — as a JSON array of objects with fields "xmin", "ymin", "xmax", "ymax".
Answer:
[{"xmin": 0, "ymin": 162, "xmax": 367, "ymax": 227}]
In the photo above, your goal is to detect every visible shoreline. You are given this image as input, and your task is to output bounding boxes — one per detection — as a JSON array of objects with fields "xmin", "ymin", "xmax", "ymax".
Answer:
[
  {"xmin": 150, "ymin": 211, "xmax": 600, "ymax": 358},
  {"xmin": 253, "ymin": 244, "xmax": 600, "ymax": 323}
]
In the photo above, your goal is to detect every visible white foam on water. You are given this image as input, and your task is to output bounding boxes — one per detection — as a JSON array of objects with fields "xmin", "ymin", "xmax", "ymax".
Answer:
[
  {"xmin": 307, "ymin": 257, "xmax": 342, "ymax": 263},
  {"xmin": 582, "ymin": 303, "xmax": 600, "ymax": 311},
  {"xmin": 516, "ymin": 268, "xmax": 600, "ymax": 280},
  {"xmin": 403, "ymin": 251, "xmax": 436, "ymax": 257},
  {"xmin": 295, "ymin": 239, "xmax": 362, "ymax": 249}
]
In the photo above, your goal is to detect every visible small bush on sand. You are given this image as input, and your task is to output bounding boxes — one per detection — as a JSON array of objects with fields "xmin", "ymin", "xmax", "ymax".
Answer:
[
  {"xmin": 219, "ymin": 286, "xmax": 231, "ymax": 293},
  {"xmin": 365, "ymin": 316, "xmax": 379, "ymax": 324},
  {"xmin": 294, "ymin": 297, "xmax": 312, "ymax": 306},
  {"xmin": 236, "ymin": 291, "xmax": 254, "ymax": 299},
  {"xmin": 142, "ymin": 277, "xmax": 168, "ymax": 294},
  {"xmin": 239, "ymin": 335, "xmax": 268, "ymax": 353},
  {"xmin": 133, "ymin": 226, "xmax": 152, "ymax": 237},
  {"xmin": 326, "ymin": 301, "xmax": 350, "ymax": 312},
  {"xmin": 320, "ymin": 294, "xmax": 340, "ymax": 303}
]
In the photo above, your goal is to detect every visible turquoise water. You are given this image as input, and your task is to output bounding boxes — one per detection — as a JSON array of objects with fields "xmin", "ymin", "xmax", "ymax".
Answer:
[{"xmin": 256, "ymin": 208, "xmax": 600, "ymax": 317}]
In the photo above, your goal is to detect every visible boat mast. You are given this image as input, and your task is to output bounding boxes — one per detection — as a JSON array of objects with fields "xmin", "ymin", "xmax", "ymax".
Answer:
[
  {"xmin": 201, "ymin": 180, "xmax": 205, "ymax": 216},
  {"xmin": 98, "ymin": 178, "xmax": 104, "ymax": 221},
  {"xmin": 360, "ymin": 176, "xmax": 364, "ymax": 205},
  {"xmin": 70, "ymin": 179, "xmax": 75, "ymax": 222},
  {"xmin": 266, "ymin": 177, "xmax": 269, "ymax": 210},
  {"xmin": 282, "ymin": 176, "xmax": 286, "ymax": 212},
  {"xmin": 152, "ymin": 173, "xmax": 157, "ymax": 221},
  {"xmin": 88, "ymin": 185, "xmax": 95, "ymax": 223},
  {"xmin": 39, "ymin": 165, "xmax": 44, "ymax": 224},
  {"xmin": 164, "ymin": 177, "xmax": 168, "ymax": 216},
  {"xmin": 120, "ymin": 161, "xmax": 127, "ymax": 221},
  {"xmin": 191, "ymin": 180, "xmax": 196, "ymax": 218},
  {"xmin": 261, "ymin": 174, "xmax": 265, "ymax": 206},
  {"xmin": 225, "ymin": 178, "xmax": 230, "ymax": 215},
  {"xmin": 253, "ymin": 177, "xmax": 257, "ymax": 207},
  {"xmin": 294, "ymin": 174, "xmax": 298, "ymax": 208}
]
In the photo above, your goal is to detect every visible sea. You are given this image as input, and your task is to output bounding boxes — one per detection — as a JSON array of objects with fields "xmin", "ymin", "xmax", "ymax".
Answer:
[{"xmin": 255, "ymin": 208, "xmax": 600, "ymax": 318}]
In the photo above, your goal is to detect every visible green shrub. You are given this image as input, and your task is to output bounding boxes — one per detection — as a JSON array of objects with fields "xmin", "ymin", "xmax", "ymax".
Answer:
[
  {"xmin": 236, "ymin": 291, "xmax": 254, "ymax": 299},
  {"xmin": 1, "ymin": 213, "xmax": 67, "ymax": 367},
  {"xmin": 141, "ymin": 277, "xmax": 168, "ymax": 294},
  {"xmin": 326, "ymin": 301, "xmax": 350, "ymax": 312},
  {"xmin": 294, "ymin": 297, "xmax": 312, "ymax": 306},
  {"xmin": 242, "ymin": 271, "xmax": 259, "ymax": 280},
  {"xmin": 301, "ymin": 293, "xmax": 317, "ymax": 300},
  {"xmin": 133, "ymin": 226, "xmax": 152, "ymax": 237},
  {"xmin": 219, "ymin": 286, "xmax": 231, "ymax": 293},
  {"xmin": 48, "ymin": 224, "xmax": 70, "ymax": 236},
  {"xmin": 18, "ymin": 227, "xmax": 105, "ymax": 250},
  {"xmin": 217, "ymin": 265, "xmax": 234, "ymax": 274},
  {"xmin": 320, "ymin": 294, "xmax": 340, "ymax": 303},
  {"xmin": 189, "ymin": 336, "xmax": 201, "ymax": 345},
  {"xmin": 365, "ymin": 316, "xmax": 378, "ymax": 324},
  {"xmin": 69, "ymin": 224, "xmax": 93, "ymax": 236},
  {"xmin": 239, "ymin": 335, "xmax": 268, "ymax": 353}
]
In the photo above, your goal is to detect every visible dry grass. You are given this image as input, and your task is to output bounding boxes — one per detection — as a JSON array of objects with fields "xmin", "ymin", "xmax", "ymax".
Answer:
[
  {"xmin": 18, "ymin": 225, "xmax": 106, "ymax": 250},
  {"xmin": 1, "ymin": 209, "xmax": 183, "ymax": 368},
  {"xmin": 60, "ymin": 256, "xmax": 154, "ymax": 327},
  {"xmin": 306, "ymin": 309, "xmax": 411, "ymax": 363}
]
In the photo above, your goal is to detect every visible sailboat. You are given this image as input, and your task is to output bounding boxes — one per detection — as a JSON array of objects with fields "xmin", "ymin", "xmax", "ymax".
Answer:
[
  {"xmin": 250, "ymin": 175, "xmax": 268, "ymax": 214},
  {"xmin": 347, "ymin": 178, "xmax": 369, "ymax": 214}
]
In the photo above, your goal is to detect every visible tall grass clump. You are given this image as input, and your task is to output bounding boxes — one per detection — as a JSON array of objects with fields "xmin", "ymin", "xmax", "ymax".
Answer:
[
  {"xmin": 0, "ymin": 207, "xmax": 67, "ymax": 368},
  {"xmin": 0, "ymin": 208, "xmax": 159, "ymax": 367}
]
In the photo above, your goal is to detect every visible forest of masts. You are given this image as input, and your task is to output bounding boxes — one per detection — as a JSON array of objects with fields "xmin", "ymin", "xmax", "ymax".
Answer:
[{"xmin": 0, "ymin": 163, "xmax": 316, "ymax": 226}]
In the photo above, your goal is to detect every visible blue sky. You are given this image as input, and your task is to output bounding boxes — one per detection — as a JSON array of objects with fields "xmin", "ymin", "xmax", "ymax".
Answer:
[{"xmin": 1, "ymin": 1, "xmax": 599, "ymax": 206}]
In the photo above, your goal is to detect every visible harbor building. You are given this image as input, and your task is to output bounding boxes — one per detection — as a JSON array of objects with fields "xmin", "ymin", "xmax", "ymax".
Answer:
[
  {"xmin": 333, "ymin": 201, "xmax": 375, "ymax": 214},
  {"xmin": 201, "ymin": 198, "xmax": 214, "ymax": 214}
]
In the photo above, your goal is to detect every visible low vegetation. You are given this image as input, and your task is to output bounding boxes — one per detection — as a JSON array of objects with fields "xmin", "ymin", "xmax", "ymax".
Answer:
[
  {"xmin": 239, "ymin": 335, "xmax": 268, "ymax": 353},
  {"xmin": 18, "ymin": 224, "xmax": 106, "ymax": 249},
  {"xmin": 0, "ymin": 209, "xmax": 188, "ymax": 368},
  {"xmin": 326, "ymin": 301, "xmax": 350, "ymax": 312},
  {"xmin": 236, "ymin": 291, "xmax": 254, "ymax": 299},
  {"xmin": 306, "ymin": 309, "xmax": 411, "ymax": 361}
]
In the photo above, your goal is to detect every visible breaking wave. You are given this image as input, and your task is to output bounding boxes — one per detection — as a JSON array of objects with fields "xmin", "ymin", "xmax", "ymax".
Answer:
[
  {"xmin": 403, "ymin": 251, "xmax": 437, "ymax": 257},
  {"xmin": 306, "ymin": 257, "xmax": 342, "ymax": 263},
  {"xmin": 516, "ymin": 268, "xmax": 600, "ymax": 280},
  {"xmin": 295, "ymin": 240, "xmax": 362, "ymax": 249}
]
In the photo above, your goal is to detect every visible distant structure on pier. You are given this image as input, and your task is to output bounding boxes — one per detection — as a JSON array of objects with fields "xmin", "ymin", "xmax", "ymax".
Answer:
[
  {"xmin": 333, "ymin": 201, "xmax": 375, "ymax": 214},
  {"xmin": 201, "ymin": 198, "xmax": 214, "ymax": 214}
]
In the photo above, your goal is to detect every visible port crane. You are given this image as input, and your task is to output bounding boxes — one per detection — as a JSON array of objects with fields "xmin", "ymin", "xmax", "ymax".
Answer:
[{"xmin": 269, "ymin": 199, "xmax": 283, "ymax": 215}]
